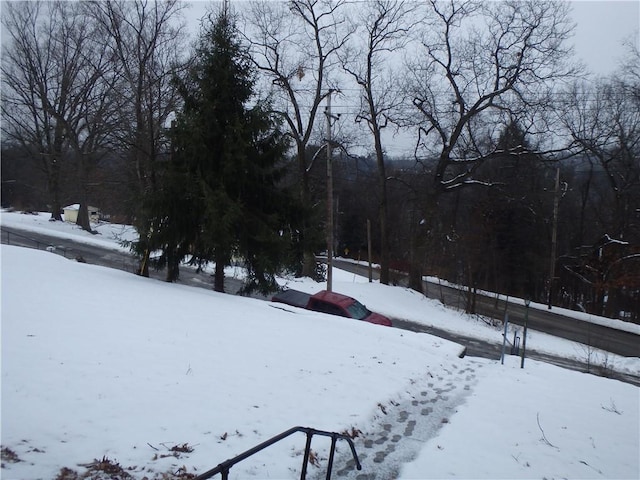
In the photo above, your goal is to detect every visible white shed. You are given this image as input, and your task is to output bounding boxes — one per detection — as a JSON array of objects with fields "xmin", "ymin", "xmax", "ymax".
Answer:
[{"xmin": 63, "ymin": 204, "xmax": 101, "ymax": 223}]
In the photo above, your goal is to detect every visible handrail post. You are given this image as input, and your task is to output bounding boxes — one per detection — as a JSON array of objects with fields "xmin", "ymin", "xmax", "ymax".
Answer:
[
  {"xmin": 325, "ymin": 434, "xmax": 338, "ymax": 480},
  {"xmin": 300, "ymin": 429, "xmax": 313, "ymax": 480},
  {"xmin": 345, "ymin": 437, "xmax": 362, "ymax": 471}
]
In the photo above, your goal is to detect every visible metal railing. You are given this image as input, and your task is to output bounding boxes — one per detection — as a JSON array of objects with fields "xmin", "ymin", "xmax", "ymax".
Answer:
[
  {"xmin": 1, "ymin": 228, "xmax": 70, "ymax": 257},
  {"xmin": 194, "ymin": 426, "xmax": 362, "ymax": 480}
]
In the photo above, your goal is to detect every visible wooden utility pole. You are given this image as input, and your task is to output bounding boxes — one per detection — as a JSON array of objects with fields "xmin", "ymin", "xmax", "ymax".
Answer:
[
  {"xmin": 326, "ymin": 91, "xmax": 334, "ymax": 292},
  {"xmin": 548, "ymin": 167, "xmax": 560, "ymax": 309},
  {"xmin": 367, "ymin": 219, "xmax": 373, "ymax": 283}
]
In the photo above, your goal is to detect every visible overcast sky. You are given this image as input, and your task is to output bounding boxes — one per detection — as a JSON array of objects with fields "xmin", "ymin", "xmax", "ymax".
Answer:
[
  {"xmin": 1, "ymin": 0, "xmax": 634, "ymax": 76},
  {"xmin": 570, "ymin": 0, "xmax": 639, "ymax": 75},
  {"xmin": 180, "ymin": 0, "xmax": 639, "ymax": 156},
  {"xmin": 186, "ymin": 0, "xmax": 639, "ymax": 76}
]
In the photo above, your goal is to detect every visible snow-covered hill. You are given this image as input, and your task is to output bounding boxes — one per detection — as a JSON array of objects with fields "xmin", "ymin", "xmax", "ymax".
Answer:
[{"xmin": 1, "ymin": 211, "xmax": 638, "ymax": 479}]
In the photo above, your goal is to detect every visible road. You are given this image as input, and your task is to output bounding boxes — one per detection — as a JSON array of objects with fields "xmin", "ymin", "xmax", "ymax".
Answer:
[
  {"xmin": 3, "ymin": 226, "xmax": 639, "ymax": 386},
  {"xmin": 331, "ymin": 258, "xmax": 640, "ymax": 358},
  {"xmin": 1, "ymin": 225, "xmax": 246, "ymax": 294}
]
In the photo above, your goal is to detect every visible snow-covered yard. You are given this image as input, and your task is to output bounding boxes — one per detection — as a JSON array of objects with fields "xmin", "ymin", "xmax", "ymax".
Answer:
[{"xmin": 1, "ymin": 210, "xmax": 639, "ymax": 479}]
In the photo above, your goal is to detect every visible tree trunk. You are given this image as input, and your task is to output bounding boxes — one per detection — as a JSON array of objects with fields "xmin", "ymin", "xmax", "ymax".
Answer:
[
  {"xmin": 137, "ymin": 245, "xmax": 150, "ymax": 277},
  {"xmin": 298, "ymin": 146, "xmax": 317, "ymax": 278},
  {"xmin": 214, "ymin": 252, "xmax": 226, "ymax": 293},
  {"xmin": 166, "ymin": 246, "xmax": 180, "ymax": 282},
  {"xmin": 408, "ymin": 259, "xmax": 423, "ymax": 293},
  {"xmin": 75, "ymin": 158, "xmax": 93, "ymax": 233},
  {"xmin": 47, "ymin": 151, "xmax": 63, "ymax": 222},
  {"xmin": 48, "ymin": 167, "xmax": 63, "ymax": 221},
  {"xmin": 76, "ymin": 203, "xmax": 92, "ymax": 233},
  {"xmin": 136, "ymin": 225, "xmax": 151, "ymax": 277},
  {"xmin": 408, "ymin": 207, "xmax": 424, "ymax": 294}
]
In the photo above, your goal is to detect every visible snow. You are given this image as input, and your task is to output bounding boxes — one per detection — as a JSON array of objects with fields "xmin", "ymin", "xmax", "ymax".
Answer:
[
  {"xmin": 1, "ymin": 210, "xmax": 137, "ymax": 252},
  {"xmin": 401, "ymin": 360, "xmax": 639, "ymax": 479},
  {"xmin": 1, "ymin": 210, "xmax": 639, "ymax": 479}
]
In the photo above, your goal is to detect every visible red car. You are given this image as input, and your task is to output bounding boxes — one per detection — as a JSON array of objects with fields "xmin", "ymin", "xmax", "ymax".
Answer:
[{"xmin": 271, "ymin": 289, "xmax": 392, "ymax": 327}]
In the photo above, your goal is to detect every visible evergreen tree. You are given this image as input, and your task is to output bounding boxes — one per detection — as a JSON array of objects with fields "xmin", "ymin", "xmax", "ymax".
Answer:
[{"xmin": 147, "ymin": 8, "xmax": 297, "ymax": 294}]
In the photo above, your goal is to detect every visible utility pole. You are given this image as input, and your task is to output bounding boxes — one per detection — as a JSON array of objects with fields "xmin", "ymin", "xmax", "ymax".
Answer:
[
  {"xmin": 521, "ymin": 299, "xmax": 530, "ymax": 368},
  {"xmin": 326, "ymin": 90, "xmax": 334, "ymax": 292},
  {"xmin": 548, "ymin": 167, "xmax": 560, "ymax": 309},
  {"xmin": 367, "ymin": 219, "xmax": 373, "ymax": 283}
]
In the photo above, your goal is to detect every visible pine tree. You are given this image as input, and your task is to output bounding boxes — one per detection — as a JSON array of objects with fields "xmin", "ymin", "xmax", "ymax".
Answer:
[{"xmin": 147, "ymin": 8, "xmax": 297, "ymax": 294}]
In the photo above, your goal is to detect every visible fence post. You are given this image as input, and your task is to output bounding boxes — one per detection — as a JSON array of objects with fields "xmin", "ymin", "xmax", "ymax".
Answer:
[{"xmin": 501, "ymin": 313, "xmax": 509, "ymax": 364}]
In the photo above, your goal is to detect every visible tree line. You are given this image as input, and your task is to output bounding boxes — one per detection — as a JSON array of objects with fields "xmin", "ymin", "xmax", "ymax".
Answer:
[{"xmin": 2, "ymin": 0, "xmax": 638, "ymax": 322}]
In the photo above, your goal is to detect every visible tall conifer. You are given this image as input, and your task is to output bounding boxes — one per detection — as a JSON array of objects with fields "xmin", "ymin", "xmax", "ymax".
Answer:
[{"xmin": 148, "ymin": 8, "xmax": 296, "ymax": 293}]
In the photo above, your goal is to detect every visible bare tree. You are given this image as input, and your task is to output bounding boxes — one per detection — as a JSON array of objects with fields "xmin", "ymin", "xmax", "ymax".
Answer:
[
  {"xmin": 46, "ymin": 2, "xmax": 121, "ymax": 232},
  {"xmin": 558, "ymin": 45, "xmax": 640, "ymax": 317},
  {"xmin": 242, "ymin": 0, "xmax": 353, "ymax": 277},
  {"xmin": 562, "ymin": 81, "xmax": 640, "ymax": 240},
  {"xmin": 339, "ymin": 0, "xmax": 419, "ymax": 285},
  {"xmin": 87, "ymin": 0, "xmax": 187, "ymax": 275},
  {"xmin": 2, "ymin": 2, "xmax": 85, "ymax": 221},
  {"xmin": 620, "ymin": 33, "xmax": 640, "ymax": 100},
  {"xmin": 410, "ymin": 0, "xmax": 577, "ymax": 188},
  {"xmin": 404, "ymin": 0, "xmax": 577, "ymax": 290}
]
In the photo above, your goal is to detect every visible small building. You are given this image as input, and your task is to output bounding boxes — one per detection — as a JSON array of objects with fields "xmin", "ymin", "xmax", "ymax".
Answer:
[{"xmin": 63, "ymin": 204, "xmax": 101, "ymax": 223}]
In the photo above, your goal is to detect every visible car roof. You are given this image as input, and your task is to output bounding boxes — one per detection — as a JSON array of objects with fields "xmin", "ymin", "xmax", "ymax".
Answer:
[{"xmin": 312, "ymin": 290, "xmax": 356, "ymax": 308}]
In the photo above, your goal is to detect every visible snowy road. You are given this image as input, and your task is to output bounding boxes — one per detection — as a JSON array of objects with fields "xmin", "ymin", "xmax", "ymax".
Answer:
[{"xmin": 331, "ymin": 258, "xmax": 640, "ymax": 358}]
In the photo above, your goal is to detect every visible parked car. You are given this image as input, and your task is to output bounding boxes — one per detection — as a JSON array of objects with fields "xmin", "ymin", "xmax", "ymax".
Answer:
[{"xmin": 271, "ymin": 289, "xmax": 392, "ymax": 326}]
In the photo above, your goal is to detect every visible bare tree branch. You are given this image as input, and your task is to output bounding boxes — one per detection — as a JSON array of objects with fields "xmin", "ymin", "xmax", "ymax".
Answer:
[
  {"xmin": 407, "ymin": 0, "xmax": 579, "ymax": 192},
  {"xmin": 241, "ymin": 0, "xmax": 354, "ymax": 276}
]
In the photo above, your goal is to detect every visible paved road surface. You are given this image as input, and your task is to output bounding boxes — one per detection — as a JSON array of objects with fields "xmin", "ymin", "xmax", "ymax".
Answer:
[
  {"xmin": 1, "ymin": 225, "xmax": 246, "ymax": 292},
  {"xmin": 331, "ymin": 259, "xmax": 640, "ymax": 358}
]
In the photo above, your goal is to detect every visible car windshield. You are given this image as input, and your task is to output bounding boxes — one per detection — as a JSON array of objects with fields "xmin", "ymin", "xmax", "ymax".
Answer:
[{"xmin": 346, "ymin": 300, "xmax": 370, "ymax": 320}]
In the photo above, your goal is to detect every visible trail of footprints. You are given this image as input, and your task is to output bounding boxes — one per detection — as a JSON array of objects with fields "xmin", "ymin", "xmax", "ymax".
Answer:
[{"xmin": 311, "ymin": 360, "xmax": 483, "ymax": 480}]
